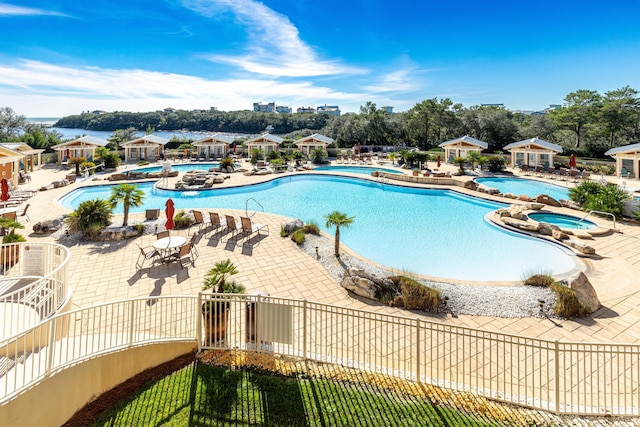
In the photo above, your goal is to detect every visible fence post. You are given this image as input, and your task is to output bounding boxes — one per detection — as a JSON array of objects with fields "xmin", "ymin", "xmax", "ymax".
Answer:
[
  {"xmin": 416, "ymin": 318, "xmax": 421, "ymax": 384},
  {"xmin": 196, "ymin": 292, "xmax": 203, "ymax": 352},
  {"xmin": 554, "ymin": 339, "xmax": 560, "ymax": 415},
  {"xmin": 44, "ymin": 317, "xmax": 57, "ymax": 377},
  {"xmin": 128, "ymin": 300, "xmax": 136, "ymax": 347},
  {"xmin": 302, "ymin": 300, "xmax": 307, "ymax": 361}
]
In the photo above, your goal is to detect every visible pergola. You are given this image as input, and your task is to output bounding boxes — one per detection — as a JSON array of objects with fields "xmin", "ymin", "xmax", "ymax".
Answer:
[
  {"xmin": 0, "ymin": 143, "xmax": 45, "ymax": 172},
  {"xmin": 438, "ymin": 135, "xmax": 488, "ymax": 163},
  {"xmin": 503, "ymin": 137, "xmax": 562, "ymax": 169},
  {"xmin": 293, "ymin": 133, "xmax": 334, "ymax": 157},
  {"xmin": 605, "ymin": 143, "xmax": 640, "ymax": 180},
  {"xmin": 244, "ymin": 133, "xmax": 283, "ymax": 157},
  {"xmin": 51, "ymin": 136, "xmax": 109, "ymax": 164},
  {"xmin": 122, "ymin": 135, "xmax": 168, "ymax": 163},
  {"xmin": 192, "ymin": 135, "xmax": 234, "ymax": 160}
]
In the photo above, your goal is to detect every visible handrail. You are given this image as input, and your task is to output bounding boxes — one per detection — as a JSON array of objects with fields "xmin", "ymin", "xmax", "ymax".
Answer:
[
  {"xmin": 581, "ymin": 210, "xmax": 617, "ymax": 229},
  {"xmin": 245, "ymin": 197, "xmax": 264, "ymax": 218}
]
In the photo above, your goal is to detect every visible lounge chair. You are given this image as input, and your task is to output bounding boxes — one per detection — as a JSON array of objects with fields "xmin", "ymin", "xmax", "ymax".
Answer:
[
  {"xmin": 192, "ymin": 210, "xmax": 211, "ymax": 234},
  {"xmin": 546, "ymin": 167, "xmax": 556, "ymax": 179},
  {"xmin": 2, "ymin": 211, "xmax": 17, "ymax": 220},
  {"xmin": 188, "ymin": 233, "xmax": 199, "ymax": 259},
  {"xmin": 206, "ymin": 212, "xmax": 222, "ymax": 236},
  {"xmin": 18, "ymin": 204, "xmax": 30, "ymax": 222},
  {"xmin": 620, "ymin": 167, "xmax": 631, "ymax": 178},
  {"xmin": 240, "ymin": 216, "xmax": 269, "ymax": 241},
  {"xmin": 519, "ymin": 164, "xmax": 529, "ymax": 175},
  {"xmin": 145, "ymin": 209, "xmax": 160, "ymax": 220},
  {"xmin": 224, "ymin": 215, "xmax": 242, "ymax": 241}
]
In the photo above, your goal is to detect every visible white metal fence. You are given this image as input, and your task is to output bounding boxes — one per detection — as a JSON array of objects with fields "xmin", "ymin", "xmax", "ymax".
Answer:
[{"xmin": 2, "ymin": 292, "xmax": 639, "ymax": 417}]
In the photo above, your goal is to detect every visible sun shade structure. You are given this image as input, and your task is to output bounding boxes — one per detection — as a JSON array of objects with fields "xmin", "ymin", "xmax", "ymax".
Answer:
[
  {"xmin": 121, "ymin": 134, "xmax": 169, "ymax": 163},
  {"xmin": 438, "ymin": 135, "xmax": 488, "ymax": 163},
  {"xmin": 244, "ymin": 133, "xmax": 283, "ymax": 157},
  {"xmin": 605, "ymin": 143, "xmax": 640, "ymax": 180},
  {"xmin": 503, "ymin": 137, "xmax": 563, "ymax": 169},
  {"xmin": 51, "ymin": 136, "xmax": 109, "ymax": 164},
  {"xmin": 293, "ymin": 133, "xmax": 334, "ymax": 157},
  {"xmin": 192, "ymin": 134, "xmax": 234, "ymax": 160}
]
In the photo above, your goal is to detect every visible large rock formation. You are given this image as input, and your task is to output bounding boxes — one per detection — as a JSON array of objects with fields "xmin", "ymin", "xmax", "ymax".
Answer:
[
  {"xmin": 566, "ymin": 272, "xmax": 601, "ymax": 313},
  {"xmin": 535, "ymin": 194, "xmax": 561, "ymax": 207},
  {"xmin": 340, "ymin": 269, "xmax": 397, "ymax": 300},
  {"xmin": 566, "ymin": 239, "xmax": 596, "ymax": 255},
  {"xmin": 282, "ymin": 219, "xmax": 304, "ymax": 234}
]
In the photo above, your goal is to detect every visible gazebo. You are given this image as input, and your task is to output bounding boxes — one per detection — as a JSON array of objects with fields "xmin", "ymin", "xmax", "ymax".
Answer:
[
  {"xmin": 0, "ymin": 143, "xmax": 45, "ymax": 173},
  {"xmin": 438, "ymin": 135, "xmax": 488, "ymax": 163},
  {"xmin": 293, "ymin": 133, "xmax": 334, "ymax": 157},
  {"xmin": 51, "ymin": 136, "xmax": 109, "ymax": 164},
  {"xmin": 244, "ymin": 133, "xmax": 283, "ymax": 157},
  {"xmin": 122, "ymin": 135, "xmax": 168, "ymax": 163},
  {"xmin": 604, "ymin": 143, "xmax": 640, "ymax": 180},
  {"xmin": 503, "ymin": 137, "xmax": 562, "ymax": 169},
  {"xmin": 192, "ymin": 135, "xmax": 234, "ymax": 160}
]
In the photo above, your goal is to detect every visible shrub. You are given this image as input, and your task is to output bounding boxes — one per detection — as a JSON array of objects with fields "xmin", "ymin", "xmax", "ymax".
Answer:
[
  {"xmin": 569, "ymin": 180, "xmax": 603, "ymax": 205},
  {"xmin": 551, "ymin": 283, "xmax": 587, "ymax": 319},
  {"xmin": 101, "ymin": 152, "xmax": 121, "ymax": 169},
  {"xmin": 65, "ymin": 199, "xmax": 112, "ymax": 235},
  {"xmin": 388, "ymin": 276, "xmax": 441, "ymax": 311},
  {"xmin": 302, "ymin": 223, "xmax": 319, "ymax": 235},
  {"xmin": 173, "ymin": 210, "xmax": 193, "ymax": 228},
  {"xmin": 291, "ymin": 228, "xmax": 306, "ymax": 245},
  {"xmin": 136, "ymin": 161, "xmax": 150, "ymax": 166},
  {"xmin": 487, "ymin": 156, "xmax": 506, "ymax": 173},
  {"xmin": 80, "ymin": 161, "xmax": 97, "ymax": 175},
  {"xmin": 569, "ymin": 181, "xmax": 630, "ymax": 218},
  {"xmin": 523, "ymin": 274, "xmax": 555, "ymax": 287},
  {"xmin": 219, "ymin": 157, "xmax": 235, "ymax": 169}
]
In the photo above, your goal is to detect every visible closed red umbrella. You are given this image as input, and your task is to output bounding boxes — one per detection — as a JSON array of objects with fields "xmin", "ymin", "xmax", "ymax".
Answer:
[
  {"xmin": 165, "ymin": 199, "xmax": 175, "ymax": 231},
  {"xmin": 65, "ymin": 148, "xmax": 70, "ymax": 160},
  {"xmin": 437, "ymin": 155, "xmax": 441, "ymax": 168},
  {"xmin": 569, "ymin": 154, "xmax": 577, "ymax": 169},
  {"xmin": 0, "ymin": 178, "xmax": 10, "ymax": 203}
]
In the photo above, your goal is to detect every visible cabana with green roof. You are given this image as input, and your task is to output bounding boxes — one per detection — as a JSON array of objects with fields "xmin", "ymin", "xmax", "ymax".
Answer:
[
  {"xmin": 192, "ymin": 135, "xmax": 234, "ymax": 160},
  {"xmin": 121, "ymin": 135, "xmax": 169, "ymax": 163},
  {"xmin": 605, "ymin": 143, "xmax": 640, "ymax": 180},
  {"xmin": 51, "ymin": 136, "xmax": 109, "ymax": 164},
  {"xmin": 438, "ymin": 135, "xmax": 488, "ymax": 163},
  {"xmin": 503, "ymin": 137, "xmax": 563, "ymax": 169}
]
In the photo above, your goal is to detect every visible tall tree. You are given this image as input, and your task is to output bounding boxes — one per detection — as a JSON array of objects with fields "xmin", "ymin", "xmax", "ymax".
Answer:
[
  {"xmin": 548, "ymin": 90, "xmax": 602, "ymax": 148},
  {"xmin": 324, "ymin": 211, "xmax": 355, "ymax": 258},
  {"xmin": 405, "ymin": 98, "xmax": 458, "ymax": 149},
  {"xmin": 0, "ymin": 107, "xmax": 27, "ymax": 141},
  {"xmin": 599, "ymin": 86, "xmax": 639, "ymax": 147},
  {"xmin": 108, "ymin": 184, "xmax": 145, "ymax": 226}
]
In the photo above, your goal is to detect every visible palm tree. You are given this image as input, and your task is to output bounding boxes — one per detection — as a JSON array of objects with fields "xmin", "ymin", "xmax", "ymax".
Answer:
[
  {"xmin": 108, "ymin": 184, "xmax": 145, "ymax": 226},
  {"xmin": 324, "ymin": 211, "xmax": 355, "ymax": 258},
  {"xmin": 453, "ymin": 156, "xmax": 466, "ymax": 174},
  {"xmin": 202, "ymin": 259, "xmax": 244, "ymax": 293},
  {"xmin": 65, "ymin": 199, "xmax": 113, "ymax": 234}
]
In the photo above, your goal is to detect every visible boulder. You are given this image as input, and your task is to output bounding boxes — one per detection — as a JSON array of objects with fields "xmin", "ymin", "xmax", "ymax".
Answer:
[
  {"xmin": 508, "ymin": 205, "xmax": 526, "ymax": 220},
  {"xmin": 96, "ymin": 226, "xmax": 142, "ymax": 241},
  {"xmin": 283, "ymin": 219, "xmax": 304, "ymax": 234},
  {"xmin": 566, "ymin": 239, "xmax": 596, "ymax": 255},
  {"xmin": 567, "ymin": 272, "xmax": 601, "ymax": 313},
  {"xmin": 213, "ymin": 175, "xmax": 225, "ymax": 183},
  {"xmin": 517, "ymin": 194, "xmax": 532, "ymax": 202},
  {"xmin": 32, "ymin": 218, "xmax": 63, "ymax": 234},
  {"xmin": 560, "ymin": 200, "xmax": 581, "ymax": 210},
  {"xmin": 535, "ymin": 194, "xmax": 561, "ymax": 207},
  {"xmin": 340, "ymin": 269, "xmax": 397, "ymax": 300},
  {"xmin": 464, "ymin": 180, "xmax": 479, "ymax": 191},
  {"xmin": 537, "ymin": 222, "xmax": 561, "ymax": 236},
  {"xmin": 108, "ymin": 173, "xmax": 128, "ymax": 181},
  {"xmin": 501, "ymin": 216, "xmax": 540, "ymax": 232},
  {"xmin": 523, "ymin": 202, "xmax": 545, "ymax": 210},
  {"xmin": 552, "ymin": 229, "xmax": 569, "ymax": 240},
  {"xmin": 503, "ymin": 192, "xmax": 518, "ymax": 199}
]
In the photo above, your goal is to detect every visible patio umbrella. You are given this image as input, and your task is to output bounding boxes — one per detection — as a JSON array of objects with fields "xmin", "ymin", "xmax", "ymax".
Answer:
[
  {"xmin": 437, "ymin": 155, "xmax": 441, "ymax": 168},
  {"xmin": 165, "ymin": 199, "xmax": 175, "ymax": 232},
  {"xmin": 0, "ymin": 179, "xmax": 10, "ymax": 205},
  {"xmin": 569, "ymin": 154, "xmax": 577, "ymax": 169},
  {"xmin": 65, "ymin": 148, "xmax": 70, "ymax": 160},
  {"xmin": 233, "ymin": 143, "xmax": 236, "ymax": 154}
]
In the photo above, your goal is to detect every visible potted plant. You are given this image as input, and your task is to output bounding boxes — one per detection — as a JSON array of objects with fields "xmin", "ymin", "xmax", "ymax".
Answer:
[
  {"xmin": 201, "ymin": 259, "xmax": 246, "ymax": 345},
  {"xmin": 0, "ymin": 217, "xmax": 26, "ymax": 267}
]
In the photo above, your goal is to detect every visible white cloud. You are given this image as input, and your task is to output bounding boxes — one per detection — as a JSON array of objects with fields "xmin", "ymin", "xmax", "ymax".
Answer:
[
  {"xmin": 362, "ymin": 68, "xmax": 423, "ymax": 93},
  {"xmin": 181, "ymin": 0, "xmax": 366, "ymax": 77},
  {"xmin": 0, "ymin": 2, "xmax": 67, "ymax": 16},
  {"xmin": 0, "ymin": 59, "xmax": 368, "ymax": 116}
]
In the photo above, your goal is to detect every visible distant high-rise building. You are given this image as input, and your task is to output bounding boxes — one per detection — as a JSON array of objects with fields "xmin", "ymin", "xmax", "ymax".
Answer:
[
  {"xmin": 253, "ymin": 102, "xmax": 275, "ymax": 113},
  {"xmin": 316, "ymin": 104, "xmax": 341, "ymax": 116},
  {"xmin": 276, "ymin": 105, "xmax": 292, "ymax": 114}
]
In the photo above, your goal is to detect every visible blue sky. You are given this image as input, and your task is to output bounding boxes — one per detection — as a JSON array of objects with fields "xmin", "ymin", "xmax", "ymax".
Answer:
[{"xmin": 1, "ymin": 0, "xmax": 639, "ymax": 117}]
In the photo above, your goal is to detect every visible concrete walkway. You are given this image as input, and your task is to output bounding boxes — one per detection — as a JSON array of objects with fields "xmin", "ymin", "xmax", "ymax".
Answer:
[{"xmin": 17, "ymin": 161, "xmax": 640, "ymax": 344}]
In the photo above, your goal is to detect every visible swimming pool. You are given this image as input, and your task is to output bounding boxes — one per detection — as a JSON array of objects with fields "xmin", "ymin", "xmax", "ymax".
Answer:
[
  {"xmin": 475, "ymin": 177, "xmax": 570, "ymax": 201},
  {"xmin": 312, "ymin": 165, "xmax": 404, "ymax": 175},
  {"xmin": 129, "ymin": 163, "xmax": 220, "ymax": 173},
  {"xmin": 59, "ymin": 175, "xmax": 582, "ymax": 281},
  {"xmin": 527, "ymin": 212, "xmax": 596, "ymax": 230}
]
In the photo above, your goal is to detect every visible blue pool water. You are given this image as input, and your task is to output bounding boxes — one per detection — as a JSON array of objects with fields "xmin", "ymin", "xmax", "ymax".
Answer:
[
  {"xmin": 129, "ymin": 163, "xmax": 219, "ymax": 174},
  {"xmin": 475, "ymin": 177, "xmax": 570, "ymax": 201},
  {"xmin": 527, "ymin": 213, "xmax": 596, "ymax": 230},
  {"xmin": 59, "ymin": 175, "xmax": 581, "ymax": 281},
  {"xmin": 312, "ymin": 165, "xmax": 403, "ymax": 175}
]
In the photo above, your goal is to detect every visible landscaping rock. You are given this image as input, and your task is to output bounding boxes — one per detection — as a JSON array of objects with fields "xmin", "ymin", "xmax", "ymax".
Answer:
[
  {"xmin": 567, "ymin": 272, "xmax": 601, "ymax": 313},
  {"xmin": 538, "ymin": 222, "xmax": 561, "ymax": 236},
  {"xmin": 340, "ymin": 269, "xmax": 396, "ymax": 300},
  {"xmin": 501, "ymin": 216, "xmax": 540, "ymax": 232},
  {"xmin": 566, "ymin": 239, "xmax": 596, "ymax": 255},
  {"xmin": 503, "ymin": 192, "xmax": 518, "ymax": 199},
  {"xmin": 96, "ymin": 226, "xmax": 142, "ymax": 241},
  {"xmin": 523, "ymin": 202, "xmax": 545, "ymax": 210},
  {"xmin": 32, "ymin": 218, "xmax": 63, "ymax": 234},
  {"xmin": 464, "ymin": 180, "xmax": 478, "ymax": 191},
  {"xmin": 552, "ymin": 229, "xmax": 569, "ymax": 240},
  {"xmin": 108, "ymin": 173, "xmax": 128, "ymax": 181},
  {"xmin": 535, "ymin": 194, "xmax": 561, "ymax": 207},
  {"xmin": 283, "ymin": 219, "xmax": 304, "ymax": 234},
  {"xmin": 517, "ymin": 194, "xmax": 532, "ymax": 202}
]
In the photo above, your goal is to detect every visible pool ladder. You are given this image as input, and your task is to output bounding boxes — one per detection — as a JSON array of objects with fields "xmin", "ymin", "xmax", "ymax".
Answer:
[
  {"xmin": 245, "ymin": 197, "xmax": 264, "ymax": 218},
  {"xmin": 581, "ymin": 210, "xmax": 617, "ymax": 230},
  {"xmin": 376, "ymin": 172, "xmax": 389, "ymax": 184}
]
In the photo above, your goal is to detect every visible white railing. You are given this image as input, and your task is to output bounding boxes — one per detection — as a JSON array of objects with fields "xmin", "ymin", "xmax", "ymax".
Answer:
[
  {"xmin": 0, "ymin": 243, "xmax": 71, "ymax": 340},
  {"xmin": 2, "ymin": 292, "xmax": 640, "ymax": 418}
]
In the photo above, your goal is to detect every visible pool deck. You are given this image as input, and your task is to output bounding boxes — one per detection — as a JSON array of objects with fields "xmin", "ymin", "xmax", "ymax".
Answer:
[{"xmin": 18, "ymin": 161, "xmax": 640, "ymax": 345}]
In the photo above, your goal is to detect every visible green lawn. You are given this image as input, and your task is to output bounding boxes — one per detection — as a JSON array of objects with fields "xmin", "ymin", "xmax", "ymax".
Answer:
[{"xmin": 90, "ymin": 362, "xmax": 512, "ymax": 426}]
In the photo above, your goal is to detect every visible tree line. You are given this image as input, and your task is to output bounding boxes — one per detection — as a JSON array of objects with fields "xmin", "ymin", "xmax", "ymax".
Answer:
[{"xmin": 2, "ymin": 85, "xmax": 638, "ymax": 158}]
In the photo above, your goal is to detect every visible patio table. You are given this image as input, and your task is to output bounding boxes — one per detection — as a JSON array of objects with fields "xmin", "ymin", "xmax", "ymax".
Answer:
[{"xmin": 153, "ymin": 236, "xmax": 186, "ymax": 262}]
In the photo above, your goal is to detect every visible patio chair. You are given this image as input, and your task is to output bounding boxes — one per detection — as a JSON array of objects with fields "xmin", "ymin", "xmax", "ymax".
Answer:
[
  {"xmin": 240, "ymin": 216, "xmax": 269, "ymax": 241},
  {"xmin": 189, "ymin": 233, "xmax": 199, "ymax": 259},
  {"xmin": 192, "ymin": 210, "xmax": 211, "ymax": 234},
  {"xmin": 145, "ymin": 209, "xmax": 160, "ymax": 220},
  {"xmin": 18, "ymin": 203, "xmax": 30, "ymax": 222},
  {"xmin": 545, "ymin": 167, "xmax": 555, "ymax": 179},
  {"xmin": 519, "ymin": 164, "xmax": 529, "ymax": 175},
  {"xmin": 580, "ymin": 171, "xmax": 591, "ymax": 181},
  {"xmin": 206, "ymin": 212, "xmax": 222, "ymax": 236},
  {"xmin": 167, "ymin": 242, "xmax": 193, "ymax": 269},
  {"xmin": 620, "ymin": 167, "xmax": 631, "ymax": 178},
  {"xmin": 136, "ymin": 245, "xmax": 160, "ymax": 271},
  {"xmin": 156, "ymin": 230, "xmax": 169, "ymax": 240}
]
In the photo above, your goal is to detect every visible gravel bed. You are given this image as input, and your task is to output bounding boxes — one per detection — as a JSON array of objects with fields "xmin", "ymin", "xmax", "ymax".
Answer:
[{"xmin": 301, "ymin": 234, "xmax": 558, "ymax": 319}]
